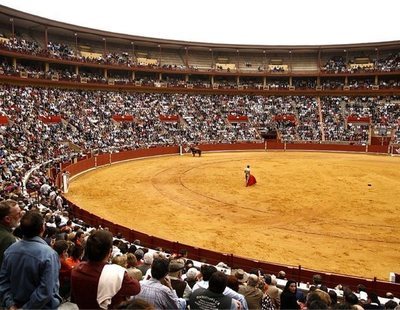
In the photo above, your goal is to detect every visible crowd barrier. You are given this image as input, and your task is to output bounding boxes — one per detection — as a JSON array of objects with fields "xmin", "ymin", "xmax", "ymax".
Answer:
[{"xmin": 59, "ymin": 143, "xmax": 400, "ymax": 296}]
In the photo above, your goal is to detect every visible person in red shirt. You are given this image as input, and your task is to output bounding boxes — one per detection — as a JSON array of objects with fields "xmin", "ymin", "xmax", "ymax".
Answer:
[
  {"xmin": 71, "ymin": 230, "xmax": 140, "ymax": 309},
  {"xmin": 53, "ymin": 240, "xmax": 72, "ymax": 299},
  {"xmin": 65, "ymin": 243, "xmax": 83, "ymax": 269}
]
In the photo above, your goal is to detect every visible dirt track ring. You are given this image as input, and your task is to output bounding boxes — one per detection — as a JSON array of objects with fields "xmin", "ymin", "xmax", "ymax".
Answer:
[{"xmin": 66, "ymin": 151, "xmax": 400, "ymax": 280}]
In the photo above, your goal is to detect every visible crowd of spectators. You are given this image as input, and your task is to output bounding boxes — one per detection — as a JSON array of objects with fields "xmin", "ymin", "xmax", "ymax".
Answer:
[
  {"xmin": 1, "ymin": 35, "xmax": 400, "ymax": 76},
  {"xmin": 321, "ymin": 56, "xmax": 348, "ymax": 73},
  {"xmin": 1, "ymin": 85, "xmax": 400, "ymax": 205}
]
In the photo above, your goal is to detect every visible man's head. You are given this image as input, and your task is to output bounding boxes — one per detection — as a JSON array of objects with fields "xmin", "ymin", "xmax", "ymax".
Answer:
[
  {"xmin": 143, "ymin": 252, "xmax": 154, "ymax": 266},
  {"xmin": 168, "ymin": 259, "xmax": 185, "ymax": 274},
  {"xmin": 247, "ymin": 274, "xmax": 259, "ymax": 287},
  {"xmin": 20, "ymin": 211, "xmax": 45, "ymax": 239},
  {"xmin": 151, "ymin": 258, "xmax": 170, "ymax": 280},
  {"xmin": 209, "ymin": 271, "xmax": 228, "ymax": 294},
  {"xmin": 313, "ymin": 274, "xmax": 323, "ymax": 286},
  {"xmin": 0, "ymin": 199, "xmax": 22, "ymax": 228},
  {"xmin": 200, "ymin": 264, "xmax": 218, "ymax": 281},
  {"xmin": 85, "ymin": 230, "xmax": 113, "ymax": 262}
]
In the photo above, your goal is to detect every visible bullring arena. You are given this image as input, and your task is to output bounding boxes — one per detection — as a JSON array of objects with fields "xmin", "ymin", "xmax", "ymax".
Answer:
[
  {"xmin": 66, "ymin": 149, "xmax": 400, "ymax": 281},
  {"xmin": 2, "ymin": 2, "xmax": 400, "ymax": 302}
]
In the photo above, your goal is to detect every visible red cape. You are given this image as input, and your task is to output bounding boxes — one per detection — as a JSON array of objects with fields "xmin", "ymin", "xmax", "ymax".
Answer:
[{"xmin": 247, "ymin": 174, "xmax": 257, "ymax": 187}]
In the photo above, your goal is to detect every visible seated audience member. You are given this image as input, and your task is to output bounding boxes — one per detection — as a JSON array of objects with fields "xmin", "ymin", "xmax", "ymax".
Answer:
[
  {"xmin": 133, "ymin": 258, "xmax": 184, "ymax": 309},
  {"xmin": 53, "ymin": 239, "xmax": 72, "ymax": 299},
  {"xmin": 239, "ymin": 274, "xmax": 263, "ymax": 309},
  {"xmin": 343, "ymin": 289, "xmax": 363, "ymax": 310},
  {"xmin": 117, "ymin": 298, "xmax": 155, "ymax": 309},
  {"xmin": 65, "ymin": 243, "xmax": 83, "ymax": 269},
  {"xmin": 329, "ymin": 289, "xmax": 338, "ymax": 306},
  {"xmin": 306, "ymin": 289, "xmax": 331, "ymax": 309},
  {"xmin": 277, "ymin": 270, "xmax": 286, "ymax": 279},
  {"xmin": 384, "ymin": 300, "xmax": 398, "ymax": 310},
  {"xmin": 168, "ymin": 259, "xmax": 192, "ymax": 301},
  {"xmin": 126, "ymin": 253, "xmax": 143, "ymax": 281},
  {"xmin": 234, "ymin": 269, "xmax": 249, "ymax": 287},
  {"xmin": 312, "ymin": 274, "xmax": 323, "ymax": 288},
  {"xmin": 193, "ymin": 264, "xmax": 248, "ymax": 310},
  {"xmin": 138, "ymin": 252, "xmax": 153, "ymax": 275},
  {"xmin": 363, "ymin": 292, "xmax": 382, "ymax": 309},
  {"xmin": 264, "ymin": 274, "xmax": 281, "ymax": 309},
  {"xmin": 227, "ymin": 275, "xmax": 240, "ymax": 292},
  {"xmin": 185, "ymin": 267, "xmax": 200, "ymax": 289},
  {"xmin": 134, "ymin": 248, "xmax": 145, "ymax": 266},
  {"xmin": 112, "ymin": 254, "xmax": 128, "ymax": 269},
  {"xmin": 72, "ymin": 230, "xmax": 85, "ymax": 247},
  {"xmin": 0, "ymin": 199, "xmax": 21, "ymax": 266},
  {"xmin": 280, "ymin": 280, "xmax": 300, "ymax": 310},
  {"xmin": 70, "ymin": 229, "xmax": 140, "ymax": 309},
  {"xmin": 190, "ymin": 271, "xmax": 238, "ymax": 309},
  {"xmin": 0, "ymin": 211, "xmax": 61, "ymax": 309}
]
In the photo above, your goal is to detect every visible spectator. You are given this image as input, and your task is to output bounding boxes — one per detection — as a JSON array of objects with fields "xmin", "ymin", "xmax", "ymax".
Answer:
[
  {"xmin": 238, "ymin": 274, "xmax": 263, "ymax": 309},
  {"xmin": 53, "ymin": 239, "xmax": 72, "ymax": 299},
  {"xmin": 185, "ymin": 267, "xmax": 200, "ymax": 289},
  {"xmin": 70, "ymin": 229, "xmax": 140, "ymax": 309},
  {"xmin": 133, "ymin": 258, "xmax": 184, "ymax": 309},
  {"xmin": 65, "ymin": 243, "xmax": 83, "ymax": 269},
  {"xmin": 126, "ymin": 253, "xmax": 143, "ymax": 281},
  {"xmin": 227, "ymin": 275, "xmax": 240, "ymax": 292},
  {"xmin": 168, "ymin": 259, "xmax": 192, "ymax": 301},
  {"xmin": 138, "ymin": 252, "xmax": 153, "ymax": 276},
  {"xmin": 193, "ymin": 264, "xmax": 248, "ymax": 309},
  {"xmin": 0, "ymin": 199, "xmax": 21, "ymax": 266},
  {"xmin": 190, "ymin": 271, "xmax": 238, "ymax": 309},
  {"xmin": 280, "ymin": 280, "xmax": 300, "ymax": 310},
  {"xmin": 0, "ymin": 211, "xmax": 61, "ymax": 309},
  {"xmin": 363, "ymin": 292, "xmax": 382, "ymax": 309},
  {"xmin": 385, "ymin": 300, "xmax": 398, "ymax": 309},
  {"xmin": 264, "ymin": 274, "xmax": 281, "ymax": 309}
]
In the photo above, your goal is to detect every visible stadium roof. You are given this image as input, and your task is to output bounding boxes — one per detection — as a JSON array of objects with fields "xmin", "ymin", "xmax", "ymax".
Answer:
[{"xmin": 0, "ymin": 0, "xmax": 399, "ymax": 46}]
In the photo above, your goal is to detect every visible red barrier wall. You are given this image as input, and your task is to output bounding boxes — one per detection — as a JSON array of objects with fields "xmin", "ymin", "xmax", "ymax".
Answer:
[
  {"xmin": 368, "ymin": 145, "xmax": 390, "ymax": 154},
  {"xmin": 285, "ymin": 143, "xmax": 366, "ymax": 152},
  {"xmin": 60, "ymin": 144, "xmax": 400, "ymax": 296}
]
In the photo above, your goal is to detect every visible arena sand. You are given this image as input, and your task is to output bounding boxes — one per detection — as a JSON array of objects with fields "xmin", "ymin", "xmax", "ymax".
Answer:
[{"xmin": 66, "ymin": 151, "xmax": 400, "ymax": 280}]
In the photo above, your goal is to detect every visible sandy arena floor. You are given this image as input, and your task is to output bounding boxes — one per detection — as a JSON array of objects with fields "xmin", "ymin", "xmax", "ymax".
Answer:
[{"xmin": 65, "ymin": 151, "xmax": 400, "ymax": 280}]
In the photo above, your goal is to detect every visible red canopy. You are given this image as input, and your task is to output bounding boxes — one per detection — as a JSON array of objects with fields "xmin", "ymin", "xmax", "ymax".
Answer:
[
  {"xmin": 227, "ymin": 115, "xmax": 248, "ymax": 122},
  {"xmin": 347, "ymin": 115, "xmax": 371, "ymax": 123},
  {"xmin": 159, "ymin": 115, "xmax": 179, "ymax": 122},
  {"xmin": 112, "ymin": 115, "xmax": 134, "ymax": 122},
  {"xmin": 0, "ymin": 115, "xmax": 8, "ymax": 125},
  {"xmin": 274, "ymin": 114, "xmax": 296, "ymax": 123},
  {"xmin": 38, "ymin": 115, "xmax": 62, "ymax": 123}
]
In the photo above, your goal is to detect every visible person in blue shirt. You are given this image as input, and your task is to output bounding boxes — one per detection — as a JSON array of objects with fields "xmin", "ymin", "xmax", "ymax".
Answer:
[{"xmin": 0, "ymin": 211, "xmax": 61, "ymax": 309}]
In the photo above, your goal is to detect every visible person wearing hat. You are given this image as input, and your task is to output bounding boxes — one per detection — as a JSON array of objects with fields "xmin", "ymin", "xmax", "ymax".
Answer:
[
  {"xmin": 169, "ymin": 259, "xmax": 192, "ymax": 301},
  {"xmin": 234, "ymin": 269, "xmax": 249, "ymax": 286}
]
